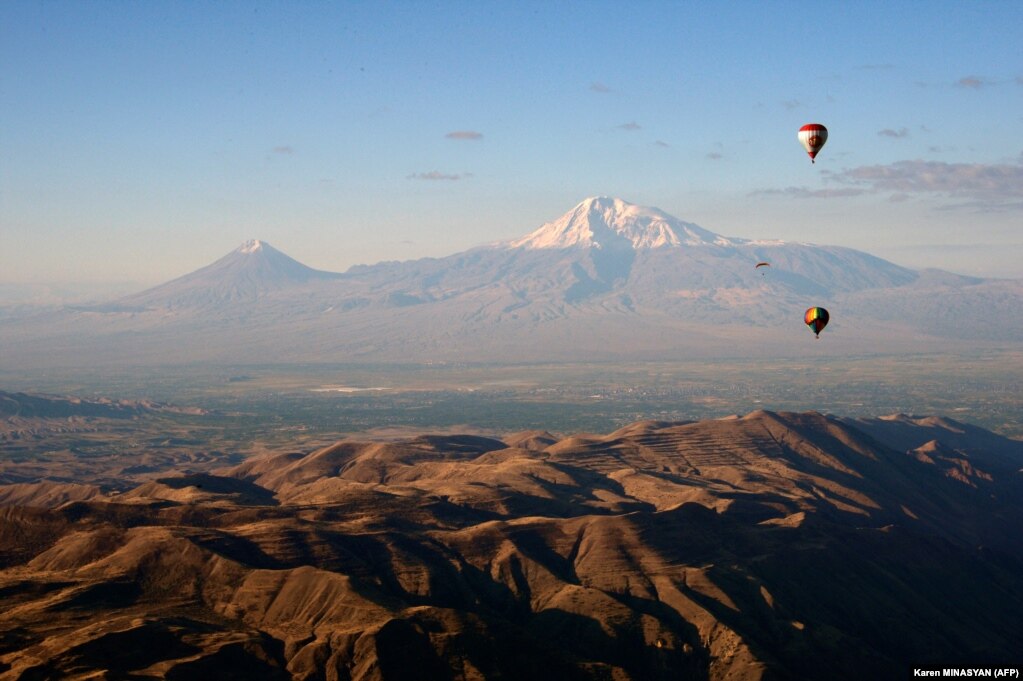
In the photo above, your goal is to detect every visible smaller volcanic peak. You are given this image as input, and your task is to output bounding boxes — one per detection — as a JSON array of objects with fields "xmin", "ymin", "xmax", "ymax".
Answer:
[
  {"xmin": 117, "ymin": 239, "xmax": 343, "ymax": 308},
  {"xmin": 201, "ymin": 239, "xmax": 341, "ymax": 286},
  {"xmin": 509, "ymin": 196, "xmax": 740, "ymax": 250},
  {"xmin": 237, "ymin": 239, "xmax": 266, "ymax": 254}
]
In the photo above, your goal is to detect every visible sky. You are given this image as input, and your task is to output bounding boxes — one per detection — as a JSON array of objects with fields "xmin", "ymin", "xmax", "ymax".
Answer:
[{"xmin": 2, "ymin": 0, "xmax": 1022, "ymax": 295}]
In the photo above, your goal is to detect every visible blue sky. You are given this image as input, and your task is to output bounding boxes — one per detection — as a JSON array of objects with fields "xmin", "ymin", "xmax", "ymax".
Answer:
[{"xmin": 2, "ymin": 0, "xmax": 1022, "ymax": 289}]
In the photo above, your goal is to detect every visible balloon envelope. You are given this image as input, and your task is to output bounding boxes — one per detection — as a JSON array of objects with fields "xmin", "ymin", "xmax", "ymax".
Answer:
[
  {"xmin": 798, "ymin": 124, "xmax": 828, "ymax": 163},
  {"xmin": 804, "ymin": 306, "xmax": 830, "ymax": 337}
]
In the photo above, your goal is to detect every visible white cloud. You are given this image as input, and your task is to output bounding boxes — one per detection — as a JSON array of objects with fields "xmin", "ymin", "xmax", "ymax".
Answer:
[
  {"xmin": 749, "ymin": 186, "xmax": 867, "ymax": 199},
  {"xmin": 823, "ymin": 159, "xmax": 1023, "ymax": 210},
  {"xmin": 878, "ymin": 128, "xmax": 910, "ymax": 138},
  {"xmin": 407, "ymin": 171, "xmax": 470, "ymax": 181},
  {"xmin": 956, "ymin": 76, "xmax": 985, "ymax": 89},
  {"xmin": 445, "ymin": 131, "xmax": 483, "ymax": 140}
]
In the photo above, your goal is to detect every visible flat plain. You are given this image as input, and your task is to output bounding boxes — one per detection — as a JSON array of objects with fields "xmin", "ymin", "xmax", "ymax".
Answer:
[{"xmin": 4, "ymin": 350, "xmax": 1020, "ymax": 440}]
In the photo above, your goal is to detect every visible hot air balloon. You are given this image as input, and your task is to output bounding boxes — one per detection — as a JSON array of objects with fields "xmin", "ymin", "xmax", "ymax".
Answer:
[
  {"xmin": 804, "ymin": 307, "xmax": 829, "ymax": 338},
  {"xmin": 798, "ymin": 123, "xmax": 828, "ymax": 163},
  {"xmin": 755, "ymin": 262, "xmax": 770, "ymax": 276}
]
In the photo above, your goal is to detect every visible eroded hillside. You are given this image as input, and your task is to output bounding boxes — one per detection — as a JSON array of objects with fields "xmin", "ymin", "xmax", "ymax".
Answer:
[{"xmin": 1, "ymin": 411, "xmax": 1022, "ymax": 680}]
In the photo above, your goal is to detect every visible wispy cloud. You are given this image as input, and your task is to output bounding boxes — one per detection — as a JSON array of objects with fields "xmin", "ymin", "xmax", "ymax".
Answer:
[
  {"xmin": 272, "ymin": 146, "xmax": 294, "ymax": 154},
  {"xmin": 885, "ymin": 242, "xmax": 1009, "ymax": 254},
  {"xmin": 956, "ymin": 75, "xmax": 985, "ymax": 89},
  {"xmin": 934, "ymin": 199, "xmax": 1023, "ymax": 212},
  {"xmin": 654, "ymin": 140, "xmax": 670, "ymax": 148},
  {"xmin": 706, "ymin": 152, "xmax": 723, "ymax": 160},
  {"xmin": 782, "ymin": 100, "xmax": 801, "ymax": 110},
  {"xmin": 858, "ymin": 63, "xmax": 895, "ymax": 71},
  {"xmin": 915, "ymin": 75, "xmax": 1015, "ymax": 90},
  {"xmin": 617, "ymin": 121, "xmax": 641, "ymax": 131},
  {"xmin": 445, "ymin": 130, "xmax": 483, "ymax": 140},
  {"xmin": 749, "ymin": 187, "xmax": 867, "ymax": 199},
  {"xmin": 823, "ymin": 159, "xmax": 1023, "ymax": 209},
  {"xmin": 590, "ymin": 82, "xmax": 611, "ymax": 93},
  {"xmin": 878, "ymin": 128, "xmax": 910, "ymax": 138},
  {"xmin": 407, "ymin": 171, "xmax": 470, "ymax": 181}
]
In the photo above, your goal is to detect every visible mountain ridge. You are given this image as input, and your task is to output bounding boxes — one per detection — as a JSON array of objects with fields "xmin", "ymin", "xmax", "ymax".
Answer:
[
  {"xmin": 2, "ymin": 409, "xmax": 1021, "ymax": 679},
  {"xmin": 1, "ymin": 196, "xmax": 1020, "ymax": 367},
  {"xmin": 117, "ymin": 237, "xmax": 344, "ymax": 309},
  {"xmin": 507, "ymin": 196, "xmax": 738, "ymax": 250},
  {"xmin": 76, "ymin": 196, "xmax": 1006, "ymax": 312}
]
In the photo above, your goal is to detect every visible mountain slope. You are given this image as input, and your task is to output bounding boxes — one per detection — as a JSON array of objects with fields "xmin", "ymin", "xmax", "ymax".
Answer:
[
  {"xmin": 1, "ymin": 411, "xmax": 1021, "ymax": 679},
  {"xmin": 349, "ymin": 196, "xmax": 918, "ymax": 304},
  {"xmin": 510, "ymin": 196, "xmax": 732, "ymax": 249},
  {"xmin": 0, "ymin": 197, "xmax": 1020, "ymax": 367},
  {"xmin": 116, "ymin": 239, "xmax": 344, "ymax": 309}
]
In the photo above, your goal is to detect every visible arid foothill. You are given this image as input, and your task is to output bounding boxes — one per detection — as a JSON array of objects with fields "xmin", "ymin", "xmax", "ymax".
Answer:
[{"xmin": 2, "ymin": 398, "xmax": 1021, "ymax": 680}]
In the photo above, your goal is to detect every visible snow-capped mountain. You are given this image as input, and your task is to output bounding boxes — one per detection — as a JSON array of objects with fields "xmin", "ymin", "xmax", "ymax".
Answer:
[
  {"xmin": 509, "ymin": 196, "xmax": 736, "ymax": 250},
  {"xmin": 117, "ymin": 239, "xmax": 342, "ymax": 309},
  {"xmin": 1, "ymin": 197, "xmax": 1020, "ymax": 367}
]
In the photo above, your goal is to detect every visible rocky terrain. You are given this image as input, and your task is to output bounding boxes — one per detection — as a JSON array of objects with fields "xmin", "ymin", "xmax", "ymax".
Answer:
[{"xmin": 1, "ymin": 410, "xmax": 1021, "ymax": 679}]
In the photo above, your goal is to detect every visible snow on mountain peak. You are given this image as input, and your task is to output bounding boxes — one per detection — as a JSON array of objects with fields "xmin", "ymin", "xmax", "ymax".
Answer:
[
  {"xmin": 509, "ymin": 196, "xmax": 739, "ymax": 250},
  {"xmin": 238, "ymin": 239, "xmax": 265, "ymax": 254}
]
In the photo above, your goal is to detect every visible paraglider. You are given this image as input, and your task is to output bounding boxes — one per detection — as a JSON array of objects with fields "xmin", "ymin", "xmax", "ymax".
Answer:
[
  {"xmin": 804, "ymin": 307, "xmax": 829, "ymax": 338},
  {"xmin": 798, "ymin": 123, "xmax": 828, "ymax": 163},
  {"xmin": 755, "ymin": 262, "xmax": 770, "ymax": 276}
]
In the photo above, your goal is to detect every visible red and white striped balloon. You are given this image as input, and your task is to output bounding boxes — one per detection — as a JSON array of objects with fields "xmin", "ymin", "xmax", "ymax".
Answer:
[{"xmin": 798, "ymin": 123, "xmax": 828, "ymax": 163}]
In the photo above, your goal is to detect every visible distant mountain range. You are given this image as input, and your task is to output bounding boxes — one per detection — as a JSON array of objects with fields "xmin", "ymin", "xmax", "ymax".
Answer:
[
  {"xmin": 0, "ymin": 389, "xmax": 204, "ymax": 420},
  {"xmin": 2, "ymin": 197, "xmax": 1020, "ymax": 366}
]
